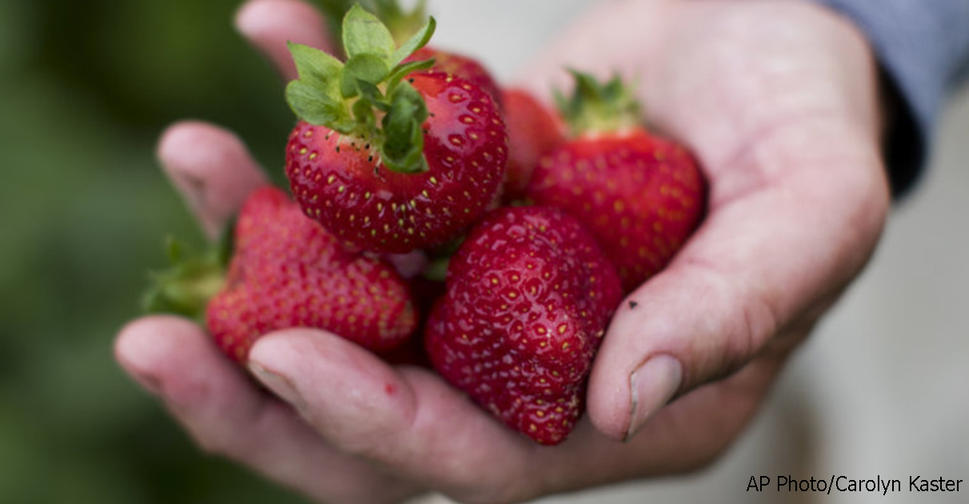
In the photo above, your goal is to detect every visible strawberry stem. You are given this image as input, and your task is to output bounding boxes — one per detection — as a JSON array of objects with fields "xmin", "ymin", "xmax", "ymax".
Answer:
[{"xmin": 285, "ymin": 4, "xmax": 437, "ymax": 174}]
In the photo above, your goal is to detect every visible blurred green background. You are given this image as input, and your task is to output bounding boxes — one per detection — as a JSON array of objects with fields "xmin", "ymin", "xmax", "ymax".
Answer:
[{"xmin": 0, "ymin": 0, "xmax": 307, "ymax": 502}]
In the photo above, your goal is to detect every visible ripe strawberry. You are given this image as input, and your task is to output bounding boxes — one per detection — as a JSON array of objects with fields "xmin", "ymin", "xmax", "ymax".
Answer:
[
  {"xmin": 526, "ymin": 71, "xmax": 706, "ymax": 291},
  {"xmin": 145, "ymin": 186, "xmax": 417, "ymax": 363},
  {"xmin": 285, "ymin": 6, "xmax": 506, "ymax": 254},
  {"xmin": 500, "ymin": 88, "xmax": 565, "ymax": 201},
  {"xmin": 426, "ymin": 206, "xmax": 622, "ymax": 445}
]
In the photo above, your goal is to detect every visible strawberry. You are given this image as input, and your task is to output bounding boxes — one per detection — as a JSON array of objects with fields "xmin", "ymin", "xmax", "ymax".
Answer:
[
  {"xmin": 284, "ymin": 6, "xmax": 506, "ymax": 254},
  {"xmin": 526, "ymin": 71, "xmax": 706, "ymax": 291},
  {"xmin": 145, "ymin": 186, "xmax": 417, "ymax": 363},
  {"xmin": 426, "ymin": 206, "xmax": 622, "ymax": 445},
  {"xmin": 500, "ymin": 88, "xmax": 565, "ymax": 201}
]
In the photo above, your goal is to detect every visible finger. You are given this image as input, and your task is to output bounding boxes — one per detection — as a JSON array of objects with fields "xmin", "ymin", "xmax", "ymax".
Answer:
[
  {"xmin": 586, "ymin": 115, "xmax": 890, "ymax": 441},
  {"xmin": 157, "ymin": 121, "xmax": 268, "ymax": 239},
  {"xmin": 235, "ymin": 0, "xmax": 334, "ymax": 81},
  {"xmin": 115, "ymin": 316, "xmax": 418, "ymax": 503},
  {"xmin": 534, "ymin": 340, "xmax": 794, "ymax": 493},
  {"xmin": 247, "ymin": 329, "xmax": 540, "ymax": 502}
]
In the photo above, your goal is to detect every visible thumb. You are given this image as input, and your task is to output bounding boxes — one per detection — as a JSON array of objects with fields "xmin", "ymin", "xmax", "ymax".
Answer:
[{"xmin": 586, "ymin": 120, "xmax": 889, "ymax": 441}]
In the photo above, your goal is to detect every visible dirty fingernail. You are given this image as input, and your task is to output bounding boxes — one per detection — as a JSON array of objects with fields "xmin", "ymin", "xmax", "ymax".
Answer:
[
  {"xmin": 626, "ymin": 355, "xmax": 682, "ymax": 440},
  {"xmin": 248, "ymin": 361, "xmax": 306, "ymax": 413}
]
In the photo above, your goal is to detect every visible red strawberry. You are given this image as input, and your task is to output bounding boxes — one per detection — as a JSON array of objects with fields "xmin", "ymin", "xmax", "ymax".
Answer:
[
  {"xmin": 500, "ymin": 88, "xmax": 565, "ymax": 201},
  {"xmin": 426, "ymin": 206, "xmax": 622, "ymax": 445},
  {"xmin": 407, "ymin": 46, "xmax": 501, "ymax": 106},
  {"xmin": 285, "ymin": 7, "xmax": 506, "ymax": 254},
  {"xmin": 145, "ymin": 186, "xmax": 417, "ymax": 363},
  {"xmin": 526, "ymin": 71, "xmax": 706, "ymax": 291}
]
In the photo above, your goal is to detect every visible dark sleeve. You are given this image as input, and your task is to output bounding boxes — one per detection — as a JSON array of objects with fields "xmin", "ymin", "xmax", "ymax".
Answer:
[{"xmin": 810, "ymin": 0, "xmax": 969, "ymax": 197}]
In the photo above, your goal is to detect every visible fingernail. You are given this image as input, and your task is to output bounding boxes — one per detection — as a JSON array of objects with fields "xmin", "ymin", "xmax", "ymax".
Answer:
[
  {"xmin": 248, "ymin": 362, "xmax": 307, "ymax": 413},
  {"xmin": 625, "ymin": 355, "xmax": 682, "ymax": 440}
]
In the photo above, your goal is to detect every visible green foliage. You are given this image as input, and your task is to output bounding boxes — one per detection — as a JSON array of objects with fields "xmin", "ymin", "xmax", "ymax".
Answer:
[
  {"xmin": 0, "ymin": 0, "xmax": 309, "ymax": 502},
  {"xmin": 141, "ymin": 237, "xmax": 227, "ymax": 321},
  {"xmin": 285, "ymin": 5, "xmax": 436, "ymax": 174},
  {"xmin": 343, "ymin": 4, "xmax": 397, "ymax": 61},
  {"xmin": 556, "ymin": 70, "xmax": 643, "ymax": 137}
]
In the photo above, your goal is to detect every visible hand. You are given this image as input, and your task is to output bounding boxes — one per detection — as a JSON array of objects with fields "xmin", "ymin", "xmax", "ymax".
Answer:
[
  {"xmin": 115, "ymin": 1, "xmax": 890, "ymax": 503},
  {"xmin": 523, "ymin": 0, "xmax": 891, "ymax": 441}
]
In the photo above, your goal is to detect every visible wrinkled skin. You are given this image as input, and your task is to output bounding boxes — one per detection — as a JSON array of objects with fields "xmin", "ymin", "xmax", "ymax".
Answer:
[{"xmin": 115, "ymin": 0, "xmax": 889, "ymax": 502}]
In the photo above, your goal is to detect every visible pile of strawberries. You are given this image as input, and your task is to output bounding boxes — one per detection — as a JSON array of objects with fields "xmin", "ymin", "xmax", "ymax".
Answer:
[{"xmin": 146, "ymin": 5, "xmax": 705, "ymax": 445}]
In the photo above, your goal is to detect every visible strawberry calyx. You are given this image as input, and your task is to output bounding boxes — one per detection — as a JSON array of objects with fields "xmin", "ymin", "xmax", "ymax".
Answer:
[
  {"xmin": 555, "ymin": 70, "xmax": 642, "ymax": 137},
  {"xmin": 286, "ymin": 4, "xmax": 437, "ymax": 174},
  {"xmin": 141, "ymin": 231, "xmax": 232, "ymax": 320}
]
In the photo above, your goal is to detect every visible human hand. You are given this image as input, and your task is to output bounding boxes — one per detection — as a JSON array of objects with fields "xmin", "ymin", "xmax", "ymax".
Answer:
[
  {"xmin": 521, "ymin": 0, "xmax": 890, "ymax": 443},
  {"xmin": 115, "ymin": 1, "xmax": 890, "ymax": 502}
]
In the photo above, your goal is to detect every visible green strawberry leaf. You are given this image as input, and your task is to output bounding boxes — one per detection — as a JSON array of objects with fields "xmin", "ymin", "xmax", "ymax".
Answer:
[
  {"xmin": 601, "ymin": 75, "xmax": 625, "ymax": 101},
  {"xmin": 286, "ymin": 4, "xmax": 438, "ymax": 175},
  {"xmin": 342, "ymin": 4, "xmax": 395, "ymax": 63},
  {"xmin": 558, "ymin": 69, "xmax": 642, "ymax": 136},
  {"xmin": 286, "ymin": 42, "xmax": 350, "ymax": 128},
  {"xmin": 341, "ymin": 53, "xmax": 390, "ymax": 97},
  {"xmin": 286, "ymin": 80, "xmax": 352, "ymax": 131},
  {"xmin": 287, "ymin": 43, "xmax": 344, "ymax": 106},
  {"xmin": 288, "ymin": 42, "xmax": 342, "ymax": 83},
  {"xmin": 381, "ymin": 81, "xmax": 428, "ymax": 173},
  {"xmin": 356, "ymin": 79, "xmax": 390, "ymax": 111},
  {"xmin": 352, "ymin": 91, "xmax": 378, "ymax": 131},
  {"xmin": 385, "ymin": 58, "xmax": 435, "ymax": 90},
  {"xmin": 570, "ymin": 69, "xmax": 602, "ymax": 100},
  {"xmin": 389, "ymin": 16, "xmax": 435, "ymax": 67},
  {"xmin": 143, "ymin": 237, "xmax": 226, "ymax": 321}
]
